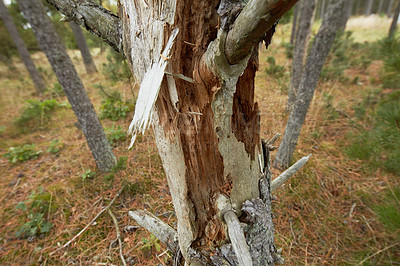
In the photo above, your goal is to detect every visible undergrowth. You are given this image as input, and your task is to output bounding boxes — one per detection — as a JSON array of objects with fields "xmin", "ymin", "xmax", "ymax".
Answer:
[{"xmin": 99, "ymin": 89, "xmax": 134, "ymax": 121}]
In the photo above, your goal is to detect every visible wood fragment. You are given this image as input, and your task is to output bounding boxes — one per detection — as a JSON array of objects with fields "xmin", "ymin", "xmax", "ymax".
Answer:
[
  {"xmin": 108, "ymin": 209, "xmax": 127, "ymax": 266},
  {"xmin": 271, "ymin": 154, "xmax": 311, "ymax": 192},
  {"xmin": 128, "ymin": 210, "xmax": 178, "ymax": 253},
  {"xmin": 224, "ymin": 210, "xmax": 252, "ymax": 266},
  {"xmin": 50, "ymin": 186, "xmax": 125, "ymax": 255}
]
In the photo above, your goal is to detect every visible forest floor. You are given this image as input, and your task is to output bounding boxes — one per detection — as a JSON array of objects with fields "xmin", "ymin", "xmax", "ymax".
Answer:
[{"xmin": 0, "ymin": 16, "xmax": 399, "ymax": 265}]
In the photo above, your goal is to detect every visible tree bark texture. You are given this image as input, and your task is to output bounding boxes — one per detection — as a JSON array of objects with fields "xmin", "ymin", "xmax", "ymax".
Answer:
[
  {"xmin": 45, "ymin": 0, "xmax": 122, "ymax": 54},
  {"xmin": 286, "ymin": 0, "xmax": 316, "ymax": 113},
  {"xmin": 388, "ymin": 1, "xmax": 400, "ymax": 38},
  {"xmin": 365, "ymin": 0, "xmax": 374, "ymax": 15},
  {"xmin": 70, "ymin": 21, "xmax": 97, "ymax": 74},
  {"xmin": 0, "ymin": 0, "xmax": 45, "ymax": 94},
  {"xmin": 274, "ymin": 0, "xmax": 349, "ymax": 170},
  {"xmin": 18, "ymin": 0, "xmax": 116, "ymax": 172}
]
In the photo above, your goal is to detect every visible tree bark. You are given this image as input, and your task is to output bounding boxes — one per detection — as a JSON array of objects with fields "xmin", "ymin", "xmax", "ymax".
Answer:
[
  {"xmin": 0, "ymin": 0, "xmax": 45, "ymax": 94},
  {"xmin": 365, "ymin": 0, "xmax": 374, "ymax": 16},
  {"xmin": 319, "ymin": 0, "xmax": 326, "ymax": 19},
  {"xmin": 286, "ymin": 0, "xmax": 316, "ymax": 112},
  {"xmin": 274, "ymin": 0, "xmax": 349, "ymax": 170},
  {"xmin": 18, "ymin": 0, "xmax": 116, "ymax": 172},
  {"xmin": 70, "ymin": 21, "xmax": 97, "ymax": 74},
  {"xmin": 340, "ymin": 0, "xmax": 354, "ymax": 31},
  {"xmin": 388, "ymin": 1, "xmax": 400, "ymax": 38},
  {"xmin": 377, "ymin": 0, "xmax": 384, "ymax": 14}
]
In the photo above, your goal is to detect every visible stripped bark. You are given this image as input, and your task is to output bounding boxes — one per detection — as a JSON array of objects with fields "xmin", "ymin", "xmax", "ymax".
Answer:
[
  {"xmin": 286, "ymin": 0, "xmax": 316, "ymax": 112},
  {"xmin": 274, "ymin": 0, "xmax": 350, "ymax": 170},
  {"xmin": 0, "ymin": 0, "xmax": 45, "ymax": 94},
  {"xmin": 18, "ymin": 0, "xmax": 116, "ymax": 172},
  {"xmin": 70, "ymin": 21, "xmax": 98, "ymax": 74}
]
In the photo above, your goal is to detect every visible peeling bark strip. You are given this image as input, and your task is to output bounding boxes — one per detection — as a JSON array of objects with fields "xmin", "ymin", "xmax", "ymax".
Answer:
[{"xmin": 45, "ymin": 0, "xmax": 122, "ymax": 54}]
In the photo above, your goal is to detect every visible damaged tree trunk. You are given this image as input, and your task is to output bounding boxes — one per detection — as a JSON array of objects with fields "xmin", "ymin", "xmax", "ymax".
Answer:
[{"xmin": 46, "ymin": 0, "xmax": 307, "ymax": 264}]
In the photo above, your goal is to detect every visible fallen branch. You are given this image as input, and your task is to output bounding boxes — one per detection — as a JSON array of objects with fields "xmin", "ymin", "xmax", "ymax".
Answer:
[
  {"xmin": 224, "ymin": 210, "xmax": 252, "ymax": 266},
  {"xmin": 50, "ymin": 186, "xmax": 125, "ymax": 255},
  {"xmin": 108, "ymin": 209, "xmax": 127, "ymax": 266},
  {"xmin": 128, "ymin": 210, "xmax": 178, "ymax": 253},
  {"xmin": 271, "ymin": 154, "xmax": 311, "ymax": 192}
]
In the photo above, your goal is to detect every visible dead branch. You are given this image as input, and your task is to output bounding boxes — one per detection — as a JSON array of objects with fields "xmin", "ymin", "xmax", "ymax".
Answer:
[
  {"xmin": 108, "ymin": 209, "xmax": 127, "ymax": 266},
  {"xmin": 50, "ymin": 186, "xmax": 125, "ymax": 255},
  {"xmin": 224, "ymin": 210, "xmax": 252, "ymax": 266},
  {"xmin": 271, "ymin": 154, "xmax": 311, "ymax": 192},
  {"xmin": 128, "ymin": 210, "xmax": 178, "ymax": 253}
]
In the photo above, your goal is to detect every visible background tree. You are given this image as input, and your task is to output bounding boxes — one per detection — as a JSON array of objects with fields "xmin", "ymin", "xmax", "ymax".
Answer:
[
  {"xmin": 388, "ymin": 1, "xmax": 400, "ymax": 38},
  {"xmin": 18, "ymin": 0, "xmax": 116, "ymax": 172},
  {"xmin": 290, "ymin": 2, "xmax": 300, "ymax": 46},
  {"xmin": 69, "ymin": 21, "xmax": 97, "ymax": 74},
  {"xmin": 286, "ymin": 0, "xmax": 316, "ymax": 112},
  {"xmin": 275, "ymin": 0, "xmax": 350, "ymax": 169},
  {"xmin": 46, "ymin": 0, "xmax": 303, "ymax": 264},
  {"xmin": 365, "ymin": 0, "xmax": 374, "ymax": 16},
  {"xmin": 0, "ymin": 0, "xmax": 45, "ymax": 94},
  {"xmin": 386, "ymin": 0, "xmax": 394, "ymax": 16}
]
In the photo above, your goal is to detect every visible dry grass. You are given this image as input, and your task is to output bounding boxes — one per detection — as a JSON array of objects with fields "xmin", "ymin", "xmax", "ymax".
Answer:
[{"xmin": 0, "ymin": 17, "xmax": 399, "ymax": 265}]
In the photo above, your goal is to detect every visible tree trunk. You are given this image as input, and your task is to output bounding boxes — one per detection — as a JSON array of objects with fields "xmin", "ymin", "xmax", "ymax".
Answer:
[
  {"xmin": 274, "ymin": 0, "xmax": 349, "ymax": 170},
  {"xmin": 47, "ymin": 0, "xmax": 302, "ymax": 264},
  {"xmin": 365, "ymin": 0, "xmax": 374, "ymax": 15},
  {"xmin": 290, "ymin": 2, "xmax": 300, "ymax": 45},
  {"xmin": 319, "ymin": 0, "xmax": 326, "ymax": 19},
  {"xmin": 387, "ymin": 0, "xmax": 394, "ymax": 16},
  {"xmin": 0, "ymin": 0, "xmax": 45, "ymax": 94},
  {"xmin": 70, "ymin": 21, "xmax": 97, "ymax": 74},
  {"xmin": 18, "ymin": 0, "xmax": 116, "ymax": 172},
  {"xmin": 286, "ymin": 0, "xmax": 316, "ymax": 112},
  {"xmin": 341, "ymin": 0, "xmax": 354, "ymax": 31},
  {"xmin": 377, "ymin": 0, "xmax": 384, "ymax": 14},
  {"xmin": 388, "ymin": 1, "xmax": 400, "ymax": 38}
]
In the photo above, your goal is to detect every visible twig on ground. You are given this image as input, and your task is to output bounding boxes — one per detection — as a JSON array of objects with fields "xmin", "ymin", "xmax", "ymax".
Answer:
[
  {"xmin": 108, "ymin": 209, "xmax": 127, "ymax": 266},
  {"xmin": 271, "ymin": 154, "xmax": 312, "ymax": 192},
  {"xmin": 50, "ymin": 185, "xmax": 125, "ymax": 256},
  {"xmin": 357, "ymin": 242, "xmax": 400, "ymax": 265}
]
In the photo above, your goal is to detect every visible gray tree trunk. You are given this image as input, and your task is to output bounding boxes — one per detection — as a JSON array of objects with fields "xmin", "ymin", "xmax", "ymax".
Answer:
[
  {"xmin": 365, "ymin": 0, "xmax": 374, "ymax": 15},
  {"xmin": 18, "ymin": 0, "xmax": 116, "ymax": 172},
  {"xmin": 320, "ymin": 0, "xmax": 326, "ymax": 19},
  {"xmin": 388, "ymin": 1, "xmax": 400, "ymax": 38},
  {"xmin": 0, "ymin": 0, "xmax": 45, "ymax": 94},
  {"xmin": 290, "ymin": 2, "xmax": 300, "ymax": 45},
  {"xmin": 70, "ymin": 21, "xmax": 97, "ymax": 74},
  {"xmin": 286, "ymin": 0, "xmax": 316, "ymax": 112},
  {"xmin": 341, "ymin": 0, "xmax": 354, "ymax": 31},
  {"xmin": 275, "ymin": 0, "xmax": 350, "ymax": 170},
  {"xmin": 387, "ymin": 0, "xmax": 394, "ymax": 16},
  {"xmin": 377, "ymin": 0, "xmax": 384, "ymax": 14}
]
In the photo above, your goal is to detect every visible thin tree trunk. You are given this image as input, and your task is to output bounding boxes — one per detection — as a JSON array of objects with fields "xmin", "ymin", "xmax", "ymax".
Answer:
[
  {"xmin": 387, "ymin": 0, "xmax": 394, "ymax": 16},
  {"xmin": 18, "ymin": 0, "xmax": 116, "ymax": 172},
  {"xmin": 286, "ymin": 0, "xmax": 316, "ymax": 112},
  {"xmin": 341, "ymin": 0, "xmax": 354, "ymax": 31},
  {"xmin": 378, "ymin": 0, "xmax": 385, "ymax": 14},
  {"xmin": 365, "ymin": 0, "xmax": 374, "ymax": 15},
  {"xmin": 388, "ymin": 1, "xmax": 400, "ymax": 38},
  {"xmin": 290, "ymin": 2, "xmax": 300, "ymax": 45},
  {"xmin": 275, "ymin": 0, "xmax": 350, "ymax": 170},
  {"xmin": 70, "ymin": 21, "xmax": 97, "ymax": 74},
  {"xmin": 320, "ymin": 0, "xmax": 326, "ymax": 19},
  {"xmin": 0, "ymin": 0, "xmax": 45, "ymax": 94}
]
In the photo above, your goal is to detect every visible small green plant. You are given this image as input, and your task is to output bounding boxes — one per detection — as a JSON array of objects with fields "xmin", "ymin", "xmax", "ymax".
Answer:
[
  {"xmin": 141, "ymin": 234, "xmax": 161, "ymax": 253},
  {"xmin": 379, "ymin": 37, "xmax": 400, "ymax": 88},
  {"xmin": 113, "ymin": 156, "xmax": 127, "ymax": 171},
  {"xmin": 48, "ymin": 82, "xmax": 65, "ymax": 97},
  {"xmin": 265, "ymin": 56, "xmax": 285, "ymax": 77},
  {"xmin": 373, "ymin": 188, "xmax": 400, "ymax": 232},
  {"xmin": 15, "ymin": 188, "xmax": 54, "ymax": 238},
  {"xmin": 81, "ymin": 169, "xmax": 96, "ymax": 182},
  {"xmin": 15, "ymin": 99, "xmax": 65, "ymax": 130},
  {"xmin": 46, "ymin": 139, "xmax": 64, "ymax": 154},
  {"xmin": 282, "ymin": 42, "xmax": 294, "ymax": 59},
  {"xmin": 0, "ymin": 126, "xmax": 5, "ymax": 134},
  {"xmin": 106, "ymin": 125, "xmax": 127, "ymax": 144},
  {"xmin": 99, "ymin": 91, "xmax": 133, "ymax": 121},
  {"xmin": 3, "ymin": 144, "xmax": 42, "ymax": 163}
]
